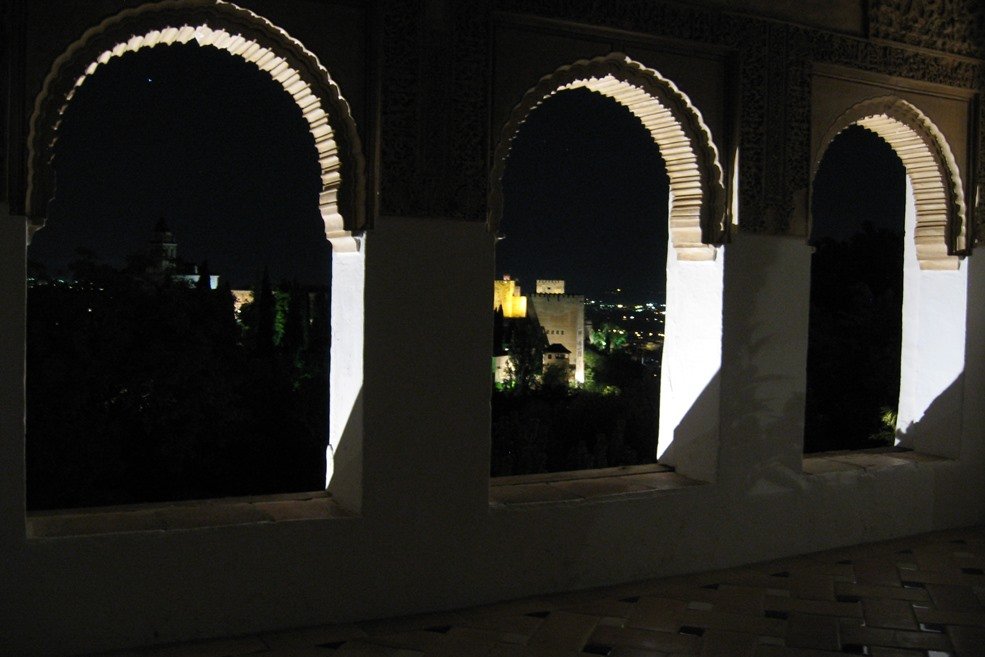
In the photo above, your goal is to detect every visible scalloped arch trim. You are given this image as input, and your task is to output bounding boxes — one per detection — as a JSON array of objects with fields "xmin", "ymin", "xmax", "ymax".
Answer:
[
  {"xmin": 26, "ymin": 0, "xmax": 365, "ymax": 249},
  {"xmin": 489, "ymin": 53, "xmax": 727, "ymax": 262},
  {"xmin": 814, "ymin": 96, "xmax": 967, "ymax": 270}
]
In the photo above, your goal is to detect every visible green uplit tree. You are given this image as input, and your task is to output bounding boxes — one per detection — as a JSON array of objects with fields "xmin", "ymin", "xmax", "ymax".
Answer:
[{"xmin": 590, "ymin": 322, "xmax": 628, "ymax": 354}]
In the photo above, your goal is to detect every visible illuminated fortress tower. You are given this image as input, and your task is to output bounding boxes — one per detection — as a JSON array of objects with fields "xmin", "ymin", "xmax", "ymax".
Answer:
[
  {"xmin": 493, "ymin": 275, "xmax": 527, "ymax": 318},
  {"xmin": 535, "ymin": 279, "xmax": 565, "ymax": 294},
  {"xmin": 528, "ymin": 280, "xmax": 585, "ymax": 384}
]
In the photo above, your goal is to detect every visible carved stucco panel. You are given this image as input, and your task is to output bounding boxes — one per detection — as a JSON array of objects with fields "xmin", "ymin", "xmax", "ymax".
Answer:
[
  {"xmin": 380, "ymin": 1, "xmax": 424, "ymax": 217},
  {"xmin": 870, "ymin": 0, "xmax": 985, "ymax": 60},
  {"xmin": 379, "ymin": 0, "xmax": 489, "ymax": 220},
  {"xmin": 488, "ymin": 0, "xmax": 982, "ymax": 241}
]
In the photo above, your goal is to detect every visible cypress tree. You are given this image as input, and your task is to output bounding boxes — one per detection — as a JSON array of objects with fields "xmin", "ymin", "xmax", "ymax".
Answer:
[{"xmin": 195, "ymin": 259, "xmax": 212, "ymax": 291}]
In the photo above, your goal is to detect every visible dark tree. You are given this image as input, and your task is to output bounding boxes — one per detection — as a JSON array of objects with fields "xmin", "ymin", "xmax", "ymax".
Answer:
[
  {"xmin": 804, "ymin": 225, "xmax": 903, "ymax": 452},
  {"xmin": 282, "ymin": 282, "xmax": 306, "ymax": 366},
  {"xmin": 195, "ymin": 259, "xmax": 212, "ymax": 291},
  {"xmin": 255, "ymin": 267, "xmax": 276, "ymax": 354},
  {"xmin": 504, "ymin": 316, "xmax": 546, "ymax": 394},
  {"xmin": 805, "ymin": 125, "xmax": 905, "ymax": 453},
  {"xmin": 26, "ymin": 258, "xmax": 327, "ymax": 510}
]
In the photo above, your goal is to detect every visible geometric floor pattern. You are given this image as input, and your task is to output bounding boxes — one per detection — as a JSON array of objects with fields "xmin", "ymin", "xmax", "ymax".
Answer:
[{"xmin": 90, "ymin": 526, "xmax": 985, "ymax": 657}]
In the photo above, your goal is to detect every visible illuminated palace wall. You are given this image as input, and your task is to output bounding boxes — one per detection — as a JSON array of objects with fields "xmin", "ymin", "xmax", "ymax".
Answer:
[
  {"xmin": 2, "ymin": 1, "xmax": 985, "ymax": 655},
  {"xmin": 535, "ymin": 279, "xmax": 565, "ymax": 294},
  {"xmin": 492, "ymin": 277, "xmax": 585, "ymax": 384},
  {"xmin": 527, "ymin": 288, "xmax": 586, "ymax": 384},
  {"xmin": 493, "ymin": 276, "xmax": 527, "ymax": 318}
]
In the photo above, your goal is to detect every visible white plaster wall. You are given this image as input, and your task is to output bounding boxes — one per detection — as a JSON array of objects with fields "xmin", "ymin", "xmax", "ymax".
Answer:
[
  {"xmin": 897, "ymin": 177, "xmax": 967, "ymax": 458},
  {"xmin": 718, "ymin": 232, "xmax": 813, "ymax": 481},
  {"xmin": 2, "ymin": 214, "xmax": 984, "ymax": 656},
  {"xmin": 326, "ymin": 240, "xmax": 366, "ymax": 510},
  {"xmin": 658, "ymin": 234, "xmax": 725, "ymax": 482},
  {"xmin": 956, "ymin": 232, "xmax": 985, "ymax": 503}
]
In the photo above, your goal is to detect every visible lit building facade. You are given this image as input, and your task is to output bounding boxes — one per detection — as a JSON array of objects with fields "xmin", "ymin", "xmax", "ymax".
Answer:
[
  {"xmin": 493, "ymin": 275, "xmax": 527, "ymax": 318},
  {"xmin": 535, "ymin": 279, "xmax": 564, "ymax": 294},
  {"xmin": 528, "ymin": 280, "xmax": 585, "ymax": 384}
]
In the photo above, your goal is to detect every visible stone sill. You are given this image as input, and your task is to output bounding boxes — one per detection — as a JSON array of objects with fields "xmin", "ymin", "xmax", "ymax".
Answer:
[
  {"xmin": 26, "ymin": 490, "xmax": 354, "ymax": 539},
  {"xmin": 802, "ymin": 447, "xmax": 947, "ymax": 475},
  {"xmin": 489, "ymin": 463, "xmax": 705, "ymax": 507}
]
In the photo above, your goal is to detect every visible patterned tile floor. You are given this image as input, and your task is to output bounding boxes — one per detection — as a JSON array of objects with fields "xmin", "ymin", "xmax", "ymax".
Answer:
[{"xmin": 93, "ymin": 526, "xmax": 985, "ymax": 657}]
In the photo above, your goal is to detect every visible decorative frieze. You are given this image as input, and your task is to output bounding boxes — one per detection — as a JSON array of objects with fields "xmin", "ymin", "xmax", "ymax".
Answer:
[
  {"xmin": 489, "ymin": 0, "xmax": 983, "ymax": 243},
  {"xmin": 379, "ymin": 0, "xmax": 424, "ymax": 217},
  {"xmin": 869, "ymin": 0, "xmax": 985, "ymax": 60}
]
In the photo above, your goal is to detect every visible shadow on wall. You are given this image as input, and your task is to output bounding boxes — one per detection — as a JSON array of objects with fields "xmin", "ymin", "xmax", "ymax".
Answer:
[
  {"xmin": 717, "ymin": 234, "xmax": 810, "ymax": 496},
  {"xmin": 895, "ymin": 372, "xmax": 963, "ymax": 459},
  {"xmin": 660, "ymin": 369, "xmax": 720, "ymax": 482},
  {"xmin": 721, "ymin": 332, "xmax": 808, "ymax": 493},
  {"xmin": 893, "ymin": 372, "xmax": 983, "ymax": 529},
  {"xmin": 327, "ymin": 386, "xmax": 363, "ymax": 514},
  {"xmin": 659, "ymin": 234, "xmax": 807, "ymax": 492}
]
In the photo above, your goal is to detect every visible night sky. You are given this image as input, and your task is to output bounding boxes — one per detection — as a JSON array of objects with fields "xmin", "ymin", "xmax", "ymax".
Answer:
[
  {"xmin": 497, "ymin": 88, "xmax": 670, "ymax": 301},
  {"xmin": 811, "ymin": 124, "xmax": 906, "ymax": 241},
  {"xmin": 29, "ymin": 43, "xmax": 327, "ymax": 289},
  {"xmin": 30, "ymin": 43, "xmax": 904, "ymax": 295}
]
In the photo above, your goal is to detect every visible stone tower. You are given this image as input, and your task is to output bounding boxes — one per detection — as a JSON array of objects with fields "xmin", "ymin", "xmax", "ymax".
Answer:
[{"xmin": 147, "ymin": 217, "xmax": 178, "ymax": 277}]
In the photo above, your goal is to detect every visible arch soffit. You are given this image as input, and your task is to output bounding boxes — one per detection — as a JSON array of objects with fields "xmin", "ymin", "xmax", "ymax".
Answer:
[
  {"xmin": 26, "ymin": 0, "xmax": 366, "ymax": 251},
  {"xmin": 813, "ymin": 96, "xmax": 967, "ymax": 271},
  {"xmin": 489, "ymin": 53, "xmax": 728, "ymax": 262}
]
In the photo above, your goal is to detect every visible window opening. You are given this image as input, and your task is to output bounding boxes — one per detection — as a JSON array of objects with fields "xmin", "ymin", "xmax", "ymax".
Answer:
[
  {"xmin": 804, "ymin": 125, "xmax": 906, "ymax": 453},
  {"xmin": 491, "ymin": 88, "xmax": 669, "ymax": 476},
  {"xmin": 26, "ymin": 43, "xmax": 329, "ymax": 509}
]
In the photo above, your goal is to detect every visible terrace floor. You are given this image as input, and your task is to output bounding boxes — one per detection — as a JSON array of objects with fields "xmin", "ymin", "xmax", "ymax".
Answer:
[{"xmin": 91, "ymin": 525, "xmax": 985, "ymax": 657}]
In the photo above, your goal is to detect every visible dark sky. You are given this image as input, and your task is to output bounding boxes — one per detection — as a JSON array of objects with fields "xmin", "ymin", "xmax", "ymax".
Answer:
[
  {"xmin": 811, "ymin": 124, "xmax": 906, "ymax": 241},
  {"xmin": 497, "ymin": 88, "xmax": 670, "ymax": 301},
  {"xmin": 29, "ymin": 43, "xmax": 327, "ymax": 289},
  {"xmin": 30, "ymin": 43, "xmax": 903, "ymax": 294}
]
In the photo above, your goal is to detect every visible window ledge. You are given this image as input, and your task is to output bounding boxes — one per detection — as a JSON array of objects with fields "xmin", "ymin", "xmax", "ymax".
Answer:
[
  {"xmin": 802, "ymin": 447, "xmax": 947, "ymax": 475},
  {"xmin": 490, "ymin": 464, "xmax": 705, "ymax": 507},
  {"xmin": 26, "ymin": 490, "xmax": 355, "ymax": 539}
]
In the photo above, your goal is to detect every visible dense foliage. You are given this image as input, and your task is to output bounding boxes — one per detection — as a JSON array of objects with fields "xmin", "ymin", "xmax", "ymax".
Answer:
[
  {"xmin": 26, "ymin": 256, "xmax": 329, "ymax": 510},
  {"xmin": 804, "ymin": 225, "xmax": 903, "ymax": 452},
  {"xmin": 491, "ymin": 335, "xmax": 659, "ymax": 476}
]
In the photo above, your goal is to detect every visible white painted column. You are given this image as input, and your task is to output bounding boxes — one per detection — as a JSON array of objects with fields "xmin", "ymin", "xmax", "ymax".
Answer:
[
  {"xmin": 326, "ymin": 234, "xmax": 365, "ymax": 511},
  {"xmin": 897, "ymin": 177, "xmax": 967, "ymax": 457},
  {"xmin": 658, "ymin": 193, "xmax": 725, "ymax": 481}
]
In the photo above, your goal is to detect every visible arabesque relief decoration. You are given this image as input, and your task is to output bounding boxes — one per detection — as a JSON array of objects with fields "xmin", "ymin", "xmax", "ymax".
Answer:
[{"xmin": 489, "ymin": 0, "xmax": 983, "ymax": 244}]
